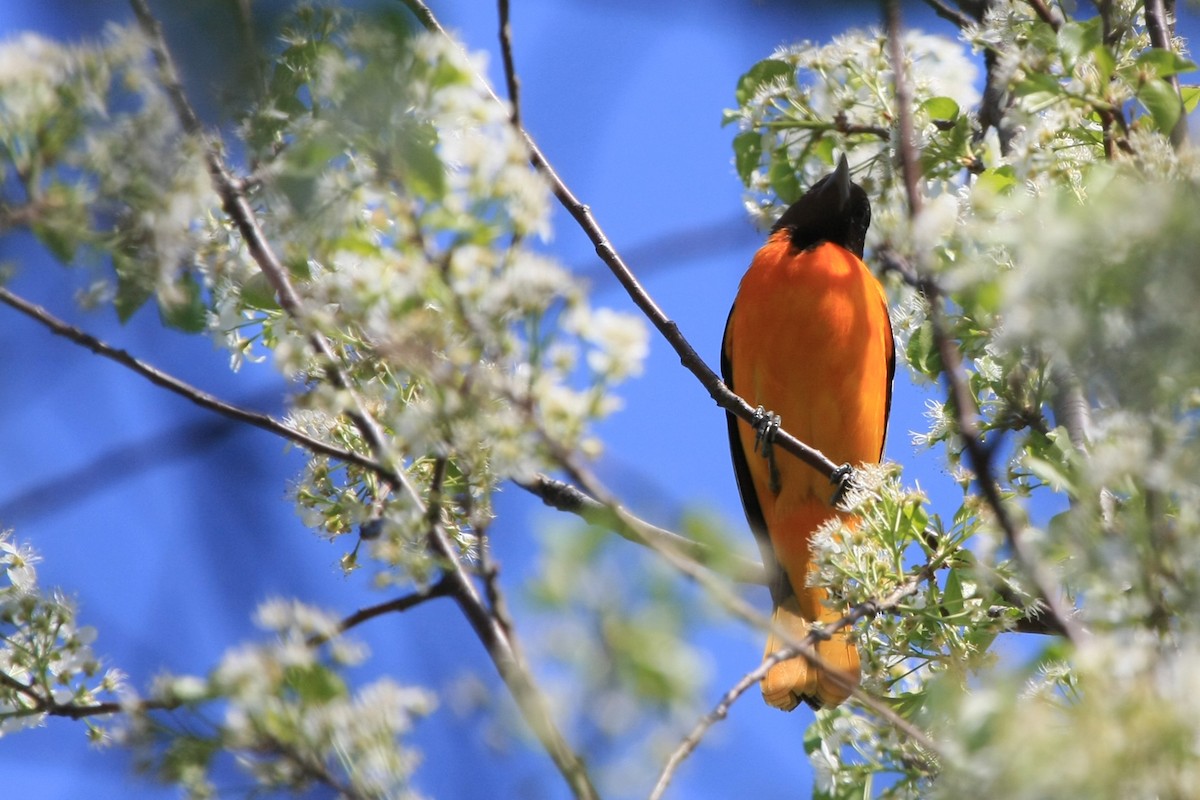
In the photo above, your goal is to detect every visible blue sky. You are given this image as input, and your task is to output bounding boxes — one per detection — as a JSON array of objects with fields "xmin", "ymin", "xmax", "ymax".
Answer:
[{"xmin": 2, "ymin": 1, "xmax": 1192, "ymax": 798}]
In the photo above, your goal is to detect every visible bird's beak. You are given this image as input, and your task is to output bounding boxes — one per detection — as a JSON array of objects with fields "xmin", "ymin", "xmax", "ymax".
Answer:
[{"xmin": 831, "ymin": 154, "xmax": 851, "ymax": 209}]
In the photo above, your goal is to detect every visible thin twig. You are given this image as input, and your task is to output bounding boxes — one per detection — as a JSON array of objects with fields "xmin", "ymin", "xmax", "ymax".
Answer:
[
  {"xmin": 497, "ymin": 0, "xmax": 521, "ymax": 128},
  {"xmin": 561, "ymin": 453, "xmax": 943, "ymax": 752},
  {"xmin": 649, "ymin": 653, "xmax": 790, "ymax": 800},
  {"xmin": 649, "ymin": 557, "xmax": 946, "ymax": 800},
  {"xmin": 0, "ymin": 287, "xmax": 381, "ymax": 473},
  {"xmin": 921, "ymin": 0, "xmax": 977, "ymax": 30},
  {"xmin": 885, "ymin": 0, "xmax": 923, "ymax": 218},
  {"xmin": 518, "ymin": 474, "xmax": 767, "ymax": 584},
  {"xmin": 327, "ymin": 579, "xmax": 453, "ymax": 644}
]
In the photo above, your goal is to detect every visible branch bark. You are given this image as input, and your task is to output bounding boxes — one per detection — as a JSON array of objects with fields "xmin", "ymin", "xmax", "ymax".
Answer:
[{"xmin": 0, "ymin": 287, "xmax": 380, "ymax": 473}]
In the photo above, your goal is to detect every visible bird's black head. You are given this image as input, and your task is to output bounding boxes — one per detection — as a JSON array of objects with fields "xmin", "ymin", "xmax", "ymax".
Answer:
[{"xmin": 771, "ymin": 155, "xmax": 871, "ymax": 258}]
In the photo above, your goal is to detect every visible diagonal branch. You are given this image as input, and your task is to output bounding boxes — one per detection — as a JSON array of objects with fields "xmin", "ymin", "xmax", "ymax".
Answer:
[
  {"xmin": 883, "ymin": 1, "xmax": 1083, "ymax": 645},
  {"xmin": 0, "ymin": 286, "xmax": 380, "ymax": 473},
  {"xmin": 921, "ymin": 0, "xmax": 977, "ymax": 29},
  {"xmin": 558, "ymin": 452, "xmax": 943, "ymax": 754},
  {"xmin": 1, "ymin": 282, "xmax": 748, "ymax": 610},
  {"xmin": 1026, "ymin": 0, "xmax": 1062, "ymax": 30},
  {"xmin": 518, "ymin": 473, "xmax": 767, "ymax": 584},
  {"xmin": 396, "ymin": 0, "xmax": 843, "ymax": 486},
  {"xmin": 129, "ymin": 0, "xmax": 398, "ymax": 488},
  {"xmin": 331, "ymin": 579, "xmax": 453, "ymax": 642}
]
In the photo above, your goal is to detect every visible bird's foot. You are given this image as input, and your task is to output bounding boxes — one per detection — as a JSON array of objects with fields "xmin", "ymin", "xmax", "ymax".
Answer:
[
  {"xmin": 752, "ymin": 405, "xmax": 783, "ymax": 494},
  {"xmin": 829, "ymin": 463, "xmax": 855, "ymax": 507}
]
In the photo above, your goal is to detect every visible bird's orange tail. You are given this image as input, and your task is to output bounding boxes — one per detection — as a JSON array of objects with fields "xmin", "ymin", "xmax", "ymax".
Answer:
[
  {"xmin": 759, "ymin": 503, "xmax": 861, "ymax": 711},
  {"xmin": 761, "ymin": 588, "xmax": 860, "ymax": 711}
]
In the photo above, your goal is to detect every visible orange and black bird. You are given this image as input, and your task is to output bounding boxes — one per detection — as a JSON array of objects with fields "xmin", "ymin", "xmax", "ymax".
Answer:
[{"xmin": 721, "ymin": 155, "xmax": 894, "ymax": 711}]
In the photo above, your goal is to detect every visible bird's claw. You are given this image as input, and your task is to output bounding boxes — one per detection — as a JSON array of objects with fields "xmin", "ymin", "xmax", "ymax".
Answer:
[
  {"xmin": 753, "ymin": 405, "xmax": 783, "ymax": 494},
  {"xmin": 829, "ymin": 463, "xmax": 855, "ymax": 507}
]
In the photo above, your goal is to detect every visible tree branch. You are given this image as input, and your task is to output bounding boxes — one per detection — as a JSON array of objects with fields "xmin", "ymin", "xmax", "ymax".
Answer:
[
  {"xmin": 1027, "ymin": 0, "xmax": 1062, "ymax": 30},
  {"xmin": 334, "ymin": 580, "xmax": 452, "ymax": 641},
  {"xmin": 1, "ymin": 280, "xmax": 753, "ymax": 615},
  {"xmin": 920, "ymin": 0, "xmax": 977, "ymax": 29},
  {"xmin": 928, "ymin": 302, "xmax": 1084, "ymax": 643},
  {"xmin": 129, "ymin": 0, "xmax": 401, "ymax": 494},
  {"xmin": 518, "ymin": 474, "xmax": 767, "ymax": 585},
  {"xmin": 0, "ymin": 287, "xmax": 381, "ymax": 473},
  {"xmin": 886, "ymin": 0, "xmax": 923, "ymax": 218},
  {"xmin": 883, "ymin": 0, "xmax": 1084, "ymax": 645},
  {"xmin": 558, "ymin": 453, "xmax": 943, "ymax": 764},
  {"xmin": 497, "ymin": 0, "xmax": 521, "ymax": 128}
]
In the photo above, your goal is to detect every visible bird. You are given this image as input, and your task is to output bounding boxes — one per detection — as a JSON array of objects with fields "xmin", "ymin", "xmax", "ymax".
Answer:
[{"xmin": 721, "ymin": 154, "xmax": 894, "ymax": 711}]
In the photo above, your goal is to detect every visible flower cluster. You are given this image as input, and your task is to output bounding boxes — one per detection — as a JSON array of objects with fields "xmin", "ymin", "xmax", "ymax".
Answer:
[
  {"xmin": 0, "ymin": 532, "xmax": 124, "ymax": 739},
  {"xmin": 725, "ymin": 27, "xmax": 978, "ymax": 231},
  {"xmin": 125, "ymin": 598, "xmax": 434, "ymax": 800},
  {"xmin": 192, "ymin": 10, "xmax": 649, "ymax": 579}
]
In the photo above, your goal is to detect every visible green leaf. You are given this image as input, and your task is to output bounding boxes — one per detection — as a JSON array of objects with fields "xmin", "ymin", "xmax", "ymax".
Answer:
[
  {"xmin": 1058, "ymin": 18, "xmax": 1103, "ymax": 72},
  {"xmin": 734, "ymin": 58, "xmax": 793, "ymax": 106},
  {"xmin": 113, "ymin": 253, "xmax": 154, "ymax": 324},
  {"xmin": 276, "ymin": 134, "xmax": 341, "ymax": 214},
  {"xmin": 1094, "ymin": 45, "xmax": 1117, "ymax": 85},
  {"xmin": 284, "ymin": 663, "xmax": 346, "ymax": 703},
  {"xmin": 943, "ymin": 568, "xmax": 965, "ymax": 617},
  {"xmin": 158, "ymin": 271, "xmax": 208, "ymax": 333},
  {"xmin": 768, "ymin": 149, "xmax": 801, "ymax": 205},
  {"xmin": 888, "ymin": 691, "xmax": 927, "ymax": 719},
  {"xmin": 1022, "ymin": 428, "xmax": 1077, "ymax": 494},
  {"xmin": 900, "ymin": 500, "xmax": 930, "ymax": 544},
  {"xmin": 399, "ymin": 124, "xmax": 446, "ymax": 201},
  {"xmin": 920, "ymin": 96, "xmax": 960, "ymax": 122},
  {"xmin": 159, "ymin": 735, "xmax": 219, "ymax": 782},
  {"xmin": 810, "ymin": 136, "xmax": 836, "ymax": 166},
  {"xmin": 966, "ymin": 625, "xmax": 998, "ymax": 653},
  {"xmin": 732, "ymin": 130, "xmax": 763, "ymax": 184},
  {"xmin": 240, "ymin": 272, "xmax": 280, "ymax": 311},
  {"xmin": 1138, "ymin": 77, "xmax": 1183, "ymax": 133},
  {"xmin": 975, "ymin": 166, "xmax": 1018, "ymax": 195},
  {"xmin": 1181, "ymin": 85, "xmax": 1200, "ymax": 113},
  {"xmin": 905, "ymin": 319, "xmax": 942, "ymax": 379},
  {"xmin": 1013, "ymin": 72, "xmax": 1063, "ymax": 98},
  {"xmin": 1136, "ymin": 48, "xmax": 1197, "ymax": 79},
  {"xmin": 31, "ymin": 219, "xmax": 79, "ymax": 264}
]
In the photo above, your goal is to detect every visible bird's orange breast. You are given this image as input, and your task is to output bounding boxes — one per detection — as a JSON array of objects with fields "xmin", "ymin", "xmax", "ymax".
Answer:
[{"xmin": 725, "ymin": 233, "xmax": 892, "ymax": 564}]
